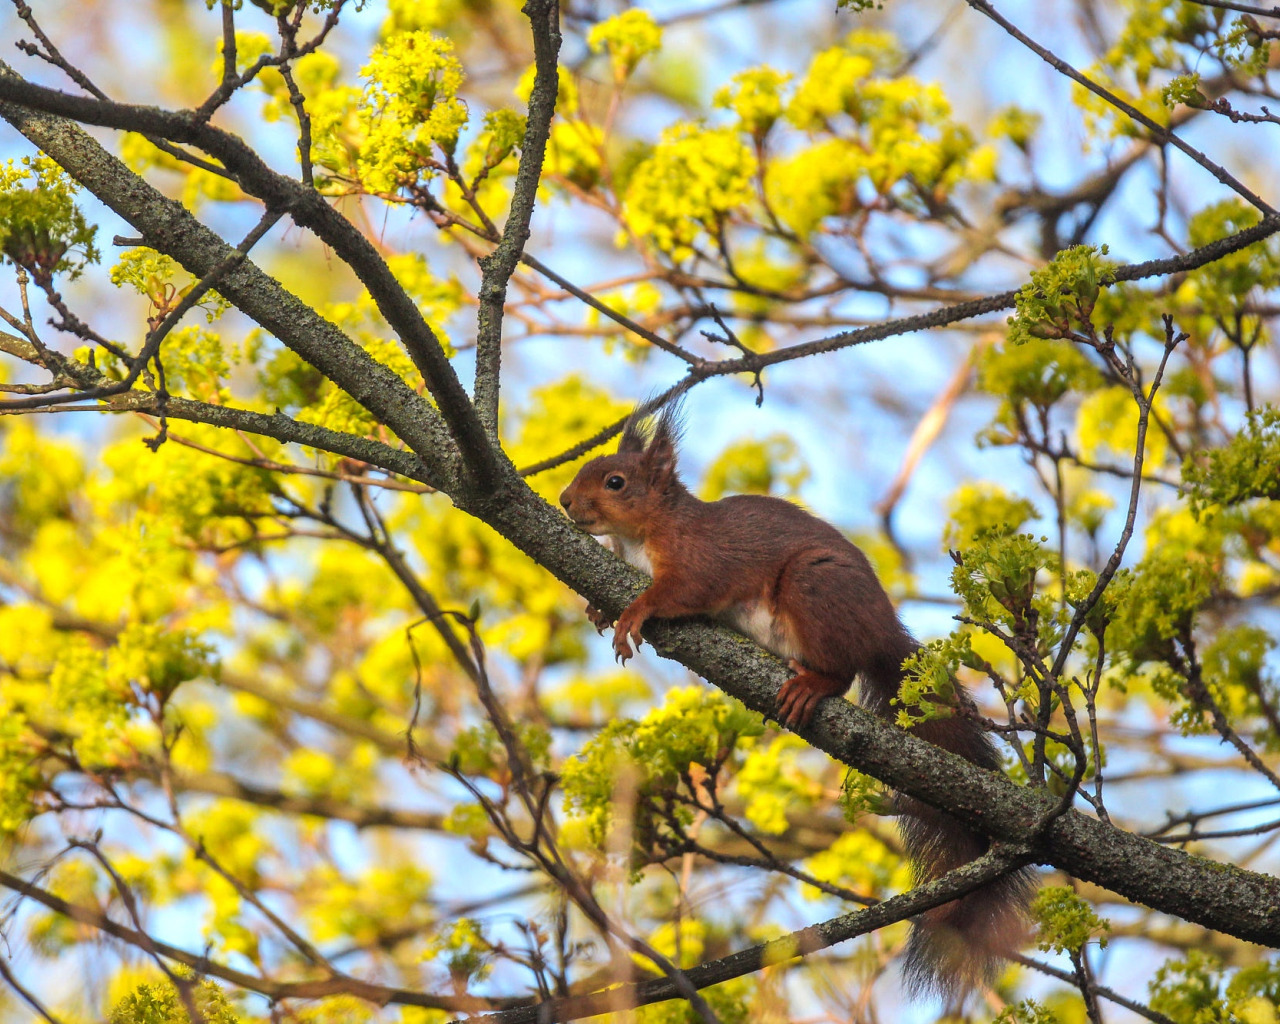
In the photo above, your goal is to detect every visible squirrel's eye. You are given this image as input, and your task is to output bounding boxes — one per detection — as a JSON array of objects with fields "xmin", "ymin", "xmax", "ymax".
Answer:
[{"xmin": 605, "ymin": 475, "xmax": 626, "ymax": 491}]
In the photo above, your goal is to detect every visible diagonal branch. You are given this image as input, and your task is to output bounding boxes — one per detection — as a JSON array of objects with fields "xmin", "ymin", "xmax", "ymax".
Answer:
[
  {"xmin": 516, "ymin": 212, "xmax": 1280, "ymax": 475},
  {"xmin": 705, "ymin": 212, "xmax": 1280, "ymax": 376},
  {"xmin": 0, "ymin": 868, "xmax": 515, "ymax": 1011},
  {"xmin": 0, "ymin": 328, "xmax": 428, "ymax": 485},
  {"xmin": 964, "ymin": 0, "xmax": 1276, "ymax": 215},
  {"xmin": 0, "ymin": 62, "xmax": 500, "ymax": 490},
  {"xmin": 6, "ymin": 16, "xmax": 1280, "ymax": 994},
  {"xmin": 520, "ymin": 253, "xmax": 700, "ymax": 363},
  {"xmin": 4, "ymin": 55, "xmax": 1275, "ymax": 481},
  {"xmin": 0, "ymin": 208, "xmax": 282, "ymax": 413},
  {"xmin": 1009, "ymin": 953, "xmax": 1178, "ymax": 1024},
  {"xmin": 0, "ymin": 956, "xmax": 65, "ymax": 1024},
  {"xmin": 450, "ymin": 846, "xmax": 1028, "ymax": 1024},
  {"xmin": 453, "ymin": 479, "xmax": 1280, "ymax": 952},
  {"xmin": 0, "ymin": 63, "xmax": 457, "ymax": 487}
]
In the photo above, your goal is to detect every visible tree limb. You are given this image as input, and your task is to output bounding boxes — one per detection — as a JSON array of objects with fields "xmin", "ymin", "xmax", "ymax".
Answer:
[
  {"xmin": 0, "ymin": 61, "xmax": 498, "ymax": 489},
  {"xmin": 450, "ymin": 846, "xmax": 1028, "ymax": 1024},
  {"xmin": 455, "ymin": 480, "xmax": 1280, "ymax": 949},
  {"xmin": 473, "ymin": 0, "xmax": 561, "ymax": 437},
  {"xmin": 0, "ymin": 868, "xmax": 517, "ymax": 1011}
]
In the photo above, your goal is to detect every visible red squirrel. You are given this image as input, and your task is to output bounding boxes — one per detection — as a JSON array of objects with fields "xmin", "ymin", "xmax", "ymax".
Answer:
[{"xmin": 558, "ymin": 401, "xmax": 1032, "ymax": 999}]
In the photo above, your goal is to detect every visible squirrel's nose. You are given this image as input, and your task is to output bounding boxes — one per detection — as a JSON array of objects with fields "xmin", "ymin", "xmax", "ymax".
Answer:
[{"xmin": 559, "ymin": 491, "xmax": 572, "ymax": 511}]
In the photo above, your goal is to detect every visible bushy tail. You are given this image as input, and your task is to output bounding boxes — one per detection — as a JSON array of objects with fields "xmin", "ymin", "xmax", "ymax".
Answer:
[
  {"xmin": 898, "ymin": 797, "xmax": 1036, "ymax": 1001},
  {"xmin": 866, "ymin": 653, "xmax": 1034, "ymax": 1003}
]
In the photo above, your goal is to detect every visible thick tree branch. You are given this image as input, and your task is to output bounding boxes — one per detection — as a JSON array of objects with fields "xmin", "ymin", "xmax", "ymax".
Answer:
[
  {"xmin": 455, "ymin": 481, "xmax": 1280, "ymax": 949},
  {"xmin": 0, "ymin": 61, "xmax": 501, "ymax": 490},
  {"xmin": 10, "ymin": 70, "xmax": 1280, "ymax": 958},
  {"xmin": 5, "ymin": 56, "xmax": 1275, "ymax": 481},
  {"xmin": 0, "ymin": 63, "xmax": 457, "ymax": 487},
  {"xmin": 5, "ymin": 20, "xmax": 1280, "ymax": 1007}
]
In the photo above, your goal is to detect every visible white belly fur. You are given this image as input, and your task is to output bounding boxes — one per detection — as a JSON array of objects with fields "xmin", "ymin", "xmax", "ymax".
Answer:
[
  {"xmin": 611, "ymin": 536, "xmax": 654, "ymax": 576},
  {"xmin": 723, "ymin": 601, "xmax": 800, "ymax": 662}
]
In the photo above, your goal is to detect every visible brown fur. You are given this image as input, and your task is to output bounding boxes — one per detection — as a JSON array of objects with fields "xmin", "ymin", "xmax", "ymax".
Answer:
[{"xmin": 559, "ymin": 403, "xmax": 1032, "ymax": 1000}]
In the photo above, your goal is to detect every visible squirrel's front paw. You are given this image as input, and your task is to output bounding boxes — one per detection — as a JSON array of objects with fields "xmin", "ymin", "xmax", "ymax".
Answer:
[
  {"xmin": 612, "ymin": 608, "xmax": 645, "ymax": 664},
  {"xmin": 585, "ymin": 603, "xmax": 614, "ymax": 634}
]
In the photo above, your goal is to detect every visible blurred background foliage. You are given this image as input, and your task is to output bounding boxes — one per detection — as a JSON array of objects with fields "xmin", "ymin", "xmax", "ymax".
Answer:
[{"xmin": 0, "ymin": 0, "xmax": 1278, "ymax": 1021}]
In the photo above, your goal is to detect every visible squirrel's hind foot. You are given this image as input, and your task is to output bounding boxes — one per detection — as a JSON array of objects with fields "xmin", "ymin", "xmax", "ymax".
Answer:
[{"xmin": 776, "ymin": 661, "xmax": 849, "ymax": 727}]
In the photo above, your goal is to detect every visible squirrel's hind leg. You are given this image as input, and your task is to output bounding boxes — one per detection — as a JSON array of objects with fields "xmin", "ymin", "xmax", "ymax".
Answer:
[
  {"xmin": 771, "ymin": 548, "xmax": 883, "ymax": 727},
  {"xmin": 770, "ymin": 546, "xmax": 916, "ymax": 726}
]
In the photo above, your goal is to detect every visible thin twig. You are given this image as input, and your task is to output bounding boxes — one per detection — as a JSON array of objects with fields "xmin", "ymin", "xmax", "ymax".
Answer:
[
  {"xmin": 0, "ymin": 867, "xmax": 512, "ymax": 1010},
  {"xmin": 1187, "ymin": 0, "xmax": 1280, "ymax": 17},
  {"xmin": 447, "ymin": 846, "xmax": 1029, "ymax": 1024},
  {"xmin": 0, "ymin": 954, "xmax": 67, "ymax": 1024},
  {"xmin": 964, "ymin": 0, "xmax": 1276, "ymax": 215},
  {"xmin": 0, "ymin": 209, "xmax": 282, "ymax": 412},
  {"xmin": 1009, "ymin": 953, "xmax": 1179, "ymax": 1024}
]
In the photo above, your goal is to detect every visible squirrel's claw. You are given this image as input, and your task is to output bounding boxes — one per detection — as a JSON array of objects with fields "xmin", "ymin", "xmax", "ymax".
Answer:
[
  {"xmin": 777, "ymin": 661, "xmax": 844, "ymax": 729},
  {"xmin": 776, "ymin": 691, "xmax": 818, "ymax": 729},
  {"xmin": 585, "ymin": 603, "xmax": 615, "ymax": 634},
  {"xmin": 612, "ymin": 607, "xmax": 646, "ymax": 665},
  {"xmin": 612, "ymin": 626, "xmax": 634, "ymax": 664},
  {"xmin": 777, "ymin": 662, "xmax": 817, "ymax": 728}
]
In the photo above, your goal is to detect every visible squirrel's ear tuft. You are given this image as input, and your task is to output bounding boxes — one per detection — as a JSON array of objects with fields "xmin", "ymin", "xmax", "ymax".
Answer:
[
  {"xmin": 644, "ymin": 398, "xmax": 685, "ymax": 486},
  {"xmin": 649, "ymin": 398, "xmax": 685, "ymax": 456},
  {"xmin": 618, "ymin": 407, "xmax": 648, "ymax": 454},
  {"xmin": 619, "ymin": 394, "xmax": 685, "ymax": 476}
]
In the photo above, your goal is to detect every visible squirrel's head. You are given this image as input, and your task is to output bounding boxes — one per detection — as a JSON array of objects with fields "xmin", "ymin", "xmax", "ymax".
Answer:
[{"xmin": 559, "ymin": 400, "xmax": 685, "ymax": 539}]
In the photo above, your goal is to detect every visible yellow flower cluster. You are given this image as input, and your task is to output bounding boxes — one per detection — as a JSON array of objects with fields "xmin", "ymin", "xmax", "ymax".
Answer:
[
  {"xmin": 703, "ymin": 31, "xmax": 1000, "ymax": 237},
  {"xmin": 0, "ymin": 155, "xmax": 99, "ymax": 281},
  {"xmin": 623, "ymin": 123, "xmax": 757, "ymax": 260},
  {"xmin": 714, "ymin": 67, "xmax": 793, "ymax": 137},
  {"xmin": 765, "ymin": 139, "xmax": 864, "ymax": 238},
  {"xmin": 357, "ymin": 31, "xmax": 469, "ymax": 194},
  {"xmin": 588, "ymin": 8, "xmax": 663, "ymax": 82}
]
